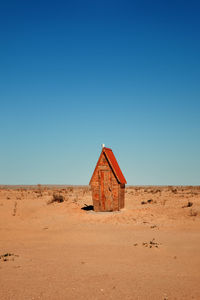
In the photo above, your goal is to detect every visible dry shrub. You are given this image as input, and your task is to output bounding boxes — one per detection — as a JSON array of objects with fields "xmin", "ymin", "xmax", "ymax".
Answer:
[
  {"xmin": 47, "ymin": 193, "xmax": 64, "ymax": 204},
  {"xmin": 37, "ymin": 184, "xmax": 43, "ymax": 197},
  {"xmin": 82, "ymin": 186, "xmax": 90, "ymax": 196},
  {"xmin": 147, "ymin": 199, "xmax": 153, "ymax": 204},
  {"xmin": 153, "ymin": 189, "xmax": 161, "ymax": 194},
  {"xmin": 182, "ymin": 201, "xmax": 193, "ymax": 208},
  {"xmin": 13, "ymin": 202, "xmax": 17, "ymax": 216},
  {"xmin": 189, "ymin": 209, "xmax": 198, "ymax": 217},
  {"xmin": 141, "ymin": 199, "xmax": 156, "ymax": 205},
  {"xmin": 141, "ymin": 201, "xmax": 147, "ymax": 205},
  {"xmin": 72, "ymin": 195, "xmax": 79, "ymax": 203}
]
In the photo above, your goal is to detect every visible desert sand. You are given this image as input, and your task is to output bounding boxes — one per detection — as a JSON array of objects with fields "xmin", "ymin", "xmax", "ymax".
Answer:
[{"xmin": 0, "ymin": 185, "xmax": 200, "ymax": 300}]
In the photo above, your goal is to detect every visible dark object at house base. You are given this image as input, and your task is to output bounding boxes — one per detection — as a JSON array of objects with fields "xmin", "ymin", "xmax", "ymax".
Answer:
[
  {"xmin": 89, "ymin": 147, "xmax": 127, "ymax": 212},
  {"xmin": 81, "ymin": 205, "xmax": 94, "ymax": 211}
]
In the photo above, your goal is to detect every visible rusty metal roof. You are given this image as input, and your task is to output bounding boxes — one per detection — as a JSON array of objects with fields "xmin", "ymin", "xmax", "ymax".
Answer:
[
  {"xmin": 89, "ymin": 147, "xmax": 127, "ymax": 184},
  {"xmin": 103, "ymin": 148, "xmax": 127, "ymax": 184}
]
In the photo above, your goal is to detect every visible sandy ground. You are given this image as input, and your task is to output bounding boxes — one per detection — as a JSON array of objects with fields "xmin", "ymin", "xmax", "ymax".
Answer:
[{"xmin": 0, "ymin": 185, "xmax": 200, "ymax": 300}]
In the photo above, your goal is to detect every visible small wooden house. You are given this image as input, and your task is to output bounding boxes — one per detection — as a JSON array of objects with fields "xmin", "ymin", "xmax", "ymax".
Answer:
[{"xmin": 89, "ymin": 146, "xmax": 127, "ymax": 212}]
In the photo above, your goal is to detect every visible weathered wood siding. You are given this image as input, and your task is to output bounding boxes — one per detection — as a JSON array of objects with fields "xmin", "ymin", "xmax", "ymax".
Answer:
[
  {"xmin": 90, "ymin": 152, "xmax": 122, "ymax": 212},
  {"xmin": 119, "ymin": 183, "xmax": 125, "ymax": 209}
]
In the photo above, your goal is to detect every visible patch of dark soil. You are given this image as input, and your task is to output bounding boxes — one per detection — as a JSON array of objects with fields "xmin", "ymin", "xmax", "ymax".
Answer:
[
  {"xmin": 142, "ymin": 238, "xmax": 160, "ymax": 248},
  {"xmin": 0, "ymin": 253, "xmax": 19, "ymax": 262}
]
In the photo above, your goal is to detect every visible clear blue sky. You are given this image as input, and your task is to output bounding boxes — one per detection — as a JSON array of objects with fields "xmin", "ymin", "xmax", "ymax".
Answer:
[{"xmin": 0, "ymin": 0, "xmax": 200, "ymax": 185}]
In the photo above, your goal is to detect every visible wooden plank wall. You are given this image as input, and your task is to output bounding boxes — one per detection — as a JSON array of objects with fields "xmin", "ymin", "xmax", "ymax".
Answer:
[{"xmin": 90, "ymin": 152, "xmax": 123, "ymax": 212}]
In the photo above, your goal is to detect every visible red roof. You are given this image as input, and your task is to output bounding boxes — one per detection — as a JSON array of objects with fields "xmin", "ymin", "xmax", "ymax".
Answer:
[
  {"xmin": 90, "ymin": 147, "xmax": 127, "ymax": 184},
  {"xmin": 103, "ymin": 148, "xmax": 127, "ymax": 184}
]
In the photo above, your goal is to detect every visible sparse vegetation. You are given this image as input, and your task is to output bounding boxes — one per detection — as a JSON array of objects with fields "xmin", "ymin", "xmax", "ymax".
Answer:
[
  {"xmin": 141, "ymin": 201, "xmax": 147, "ymax": 205},
  {"xmin": 69, "ymin": 187, "xmax": 74, "ymax": 193},
  {"xmin": 141, "ymin": 199, "xmax": 156, "ymax": 205},
  {"xmin": 147, "ymin": 199, "xmax": 153, "ymax": 203},
  {"xmin": 189, "ymin": 209, "xmax": 198, "ymax": 217},
  {"xmin": 36, "ymin": 184, "xmax": 43, "ymax": 197},
  {"xmin": 150, "ymin": 224, "xmax": 158, "ymax": 229},
  {"xmin": 161, "ymin": 199, "xmax": 167, "ymax": 206},
  {"xmin": 0, "ymin": 253, "xmax": 18, "ymax": 262},
  {"xmin": 182, "ymin": 201, "xmax": 193, "ymax": 208},
  {"xmin": 142, "ymin": 238, "xmax": 160, "ymax": 248},
  {"xmin": 1, "ymin": 183, "xmax": 200, "ymax": 300},
  {"xmin": 47, "ymin": 193, "xmax": 65, "ymax": 204},
  {"xmin": 13, "ymin": 201, "xmax": 17, "ymax": 216}
]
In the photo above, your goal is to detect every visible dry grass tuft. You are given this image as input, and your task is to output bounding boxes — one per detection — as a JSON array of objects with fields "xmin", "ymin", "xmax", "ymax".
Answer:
[
  {"xmin": 182, "ymin": 201, "xmax": 193, "ymax": 208},
  {"xmin": 141, "ymin": 199, "xmax": 157, "ymax": 205},
  {"xmin": 47, "ymin": 193, "xmax": 65, "ymax": 204}
]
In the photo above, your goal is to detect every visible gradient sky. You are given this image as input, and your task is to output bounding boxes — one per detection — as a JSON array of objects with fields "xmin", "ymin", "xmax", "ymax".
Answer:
[{"xmin": 0, "ymin": 0, "xmax": 200, "ymax": 185}]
